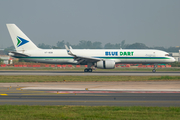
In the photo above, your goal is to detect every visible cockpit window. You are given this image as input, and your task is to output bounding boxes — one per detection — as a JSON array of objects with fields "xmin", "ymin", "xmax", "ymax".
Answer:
[{"xmin": 165, "ymin": 54, "xmax": 169, "ymax": 56}]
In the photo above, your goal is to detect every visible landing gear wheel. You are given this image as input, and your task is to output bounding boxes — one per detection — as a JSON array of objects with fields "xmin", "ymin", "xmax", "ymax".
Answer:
[
  {"xmin": 84, "ymin": 68, "xmax": 89, "ymax": 72},
  {"xmin": 84, "ymin": 68, "xmax": 92, "ymax": 72},
  {"xmin": 152, "ymin": 69, "xmax": 156, "ymax": 73},
  {"xmin": 88, "ymin": 69, "xmax": 92, "ymax": 72}
]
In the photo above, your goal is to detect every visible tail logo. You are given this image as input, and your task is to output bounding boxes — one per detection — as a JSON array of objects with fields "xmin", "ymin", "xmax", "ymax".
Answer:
[{"xmin": 17, "ymin": 36, "xmax": 29, "ymax": 47}]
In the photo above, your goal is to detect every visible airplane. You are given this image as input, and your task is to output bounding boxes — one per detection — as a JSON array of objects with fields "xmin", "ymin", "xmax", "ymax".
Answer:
[{"xmin": 6, "ymin": 24, "xmax": 175, "ymax": 73}]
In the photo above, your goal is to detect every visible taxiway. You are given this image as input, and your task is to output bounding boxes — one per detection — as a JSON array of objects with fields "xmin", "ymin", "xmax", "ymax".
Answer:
[
  {"xmin": 1, "ymin": 81, "xmax": 180, "ymax": 106},
  {"xmin": 1, "ymin": 92, "xmax": 180, "ymax": 106},
  {"xmin": 0, "ymin": 70, "xmax": 180, "ymax": 76}
]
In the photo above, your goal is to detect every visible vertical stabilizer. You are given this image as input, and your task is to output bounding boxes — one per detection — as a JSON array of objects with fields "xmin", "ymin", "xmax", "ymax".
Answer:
[{"xmin": 6, "ymin": 24, "xmax": 39, "ymax": 51}]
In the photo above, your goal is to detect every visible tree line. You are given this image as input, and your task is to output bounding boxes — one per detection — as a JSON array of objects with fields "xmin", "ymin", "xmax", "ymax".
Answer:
[
  {"xmin": 3, "ymin": 40, "xmax": 180, "ymax": 54},
  {"xmin": 37, "ymin": 40, "xmax": 179, "ymax": 52}
]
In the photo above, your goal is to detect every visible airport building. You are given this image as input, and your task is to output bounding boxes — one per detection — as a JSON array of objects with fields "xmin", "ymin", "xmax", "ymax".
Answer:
[
  {"xmin": 171, "ymin": 50, "xmax": 180, "ymax": 62},
  {"xmin": 0, "ymin": 55, "xmax": 10, "ymax": 64},
  {"xmin": 0, "ymin": 49, "xmax": 11, "ymax": 64}
]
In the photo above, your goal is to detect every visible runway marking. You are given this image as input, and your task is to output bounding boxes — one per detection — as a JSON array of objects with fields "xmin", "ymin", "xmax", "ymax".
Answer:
[
  {"xmin": 0, "ymin": 94, "xmax": 8, "ymax": 96},
  {"xmin": 16, "ymin": 88, "xmax": 22, "ymax": 90},
  {"xmin": 7, "ymin": 91, "xmax": 45, "ymax": 93},
  {"xmin": 21, "ymin": 93, "xmax": 68, "ymax": 95},
  {"xmin": 73, "ymin": 94, "xmax": 109, "ymax": 96},
  {"xmin": 48, "ymin": 91, "xmax": 180, "ymax": 94},
  {"xmin": 19, "ymin": 94, "xmax": 108, "ymax": 96}
]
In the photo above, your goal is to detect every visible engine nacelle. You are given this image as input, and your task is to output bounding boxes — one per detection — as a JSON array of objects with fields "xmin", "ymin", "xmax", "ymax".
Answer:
[{"xmin": 95, "ymin": 60, "xmax": 115, "ymax": 69}]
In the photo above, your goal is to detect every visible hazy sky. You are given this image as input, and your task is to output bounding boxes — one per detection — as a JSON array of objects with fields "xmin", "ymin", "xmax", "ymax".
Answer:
[{"xmin": 0, "ymin": 0, "xmax": 180, "ymax": 48}]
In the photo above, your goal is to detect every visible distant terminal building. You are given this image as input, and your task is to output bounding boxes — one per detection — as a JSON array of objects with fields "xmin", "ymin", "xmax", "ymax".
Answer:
[
  {"xmin": 0, "ymin": 55, "xmax": 10, "ymax": 64},
  {"xmin": 0, "ymin": 49, "xmax": 11, "ymax": 64},
  {"xmin": 170, "ymin": 50, "xmax": 180, "ymax": 62},
  {"xmin": 0, "ymin": 49, "xmax": 6, "ymax": 55}
]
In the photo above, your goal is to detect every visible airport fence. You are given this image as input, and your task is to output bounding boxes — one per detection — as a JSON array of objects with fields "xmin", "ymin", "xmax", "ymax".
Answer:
[{"xmin": 0, "ymin": 63, "xmax": 172, "ymax": 68}]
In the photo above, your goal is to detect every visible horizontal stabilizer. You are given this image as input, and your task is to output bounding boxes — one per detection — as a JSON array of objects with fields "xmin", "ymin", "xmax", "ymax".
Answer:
[{"xmin": 8, "ymin": 51, "xmax": 29, "ymax": 57}]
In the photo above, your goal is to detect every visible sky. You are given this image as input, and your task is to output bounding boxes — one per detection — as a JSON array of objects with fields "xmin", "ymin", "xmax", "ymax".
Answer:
[{"xmin": 0, "ymin": 0, "xmax": 180, "ymax": 48}]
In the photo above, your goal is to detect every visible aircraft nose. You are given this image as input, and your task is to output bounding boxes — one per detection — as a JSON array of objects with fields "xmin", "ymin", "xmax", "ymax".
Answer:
[{"xmin": 171, "ymin": 57, "xmax": 176, "ymax": 62}]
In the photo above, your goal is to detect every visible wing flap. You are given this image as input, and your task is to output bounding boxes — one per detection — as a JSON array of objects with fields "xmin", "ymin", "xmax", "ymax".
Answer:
[{"xmin": 65, "ymin": 45, "xmax": 102, "ymax": 64}]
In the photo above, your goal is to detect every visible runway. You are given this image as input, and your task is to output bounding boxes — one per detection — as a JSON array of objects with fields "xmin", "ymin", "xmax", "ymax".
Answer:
[
  {"xmin": 1, "ymin": 84, "xmax": 180, "ymax": 106},
  {"xmin": 0, "ymin": 70, "xmax": 180, "ymax": 76},
  {"xmin": 1, "ymin": 92, "xmax": 180, "ymax": 106}
]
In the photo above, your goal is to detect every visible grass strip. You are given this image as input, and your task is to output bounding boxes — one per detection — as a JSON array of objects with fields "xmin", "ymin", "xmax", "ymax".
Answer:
[
  {"xmin": 0, "ymin": 105, "xmax": 180, "ymax": 120},
  {"xmin": 149, "ymin": 76, "xmax": 180, "ymax": 80},
  {"xmin": 0, "ymin": 75, "xmax": 180, "ymax": 83}
]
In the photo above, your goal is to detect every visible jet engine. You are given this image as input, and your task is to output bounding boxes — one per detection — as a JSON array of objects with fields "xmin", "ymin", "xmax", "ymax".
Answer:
[{"xmin": 95, "ymin": 60, "xmax": 115, "ymax": 69}]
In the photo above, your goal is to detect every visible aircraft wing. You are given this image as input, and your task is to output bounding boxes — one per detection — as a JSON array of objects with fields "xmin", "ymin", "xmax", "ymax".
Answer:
[{"xmin": 65, "ymin": 45, "xmax": 102, "ymax": 64}]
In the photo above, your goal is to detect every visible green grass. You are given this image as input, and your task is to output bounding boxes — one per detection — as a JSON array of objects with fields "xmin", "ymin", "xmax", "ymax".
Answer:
[
  {"xmin": 0, "ymin": 105, "xmax": 180, "ymax": 120},
  {"xmin": 149, "ymin": 76, "xmax": 180, "ymax": 80},
  {"xmin": 0, "ymin": 75, "xmax": 180, "ymax": 83}
]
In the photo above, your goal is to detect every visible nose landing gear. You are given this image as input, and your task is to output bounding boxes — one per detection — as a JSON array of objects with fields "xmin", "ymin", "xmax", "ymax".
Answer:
[
  {"xmin": 152, "ymin": 69, "xmax": 156, "ymax": 73},
  {"xmin": 152, "ymin": 64, "xmax": 157, "ymax": 73}
]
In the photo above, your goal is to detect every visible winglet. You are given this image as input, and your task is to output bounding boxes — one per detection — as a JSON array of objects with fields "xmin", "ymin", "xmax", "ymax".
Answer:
[
  {"xmin": 69, "ymin": 46, "xmax": 73, "ymax": 49},
  {"xmin": 65, "ymin": 45, "xmax": 74, "ymax": 55}
]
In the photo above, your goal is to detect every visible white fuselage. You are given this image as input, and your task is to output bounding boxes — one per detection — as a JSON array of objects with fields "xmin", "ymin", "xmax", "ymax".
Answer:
[
  {"xmin": 6, "ymin": 24, "xmax": 176, "ymax": 72},
  {"xmin": 15, "ymin": 49, "xmax": 175, "ymax": 65}
]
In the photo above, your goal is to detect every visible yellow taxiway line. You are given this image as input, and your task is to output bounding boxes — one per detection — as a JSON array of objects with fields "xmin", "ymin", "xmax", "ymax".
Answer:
[{"xmin": 0, "ymin": 94, "xmax": 8, "ymax": 96}]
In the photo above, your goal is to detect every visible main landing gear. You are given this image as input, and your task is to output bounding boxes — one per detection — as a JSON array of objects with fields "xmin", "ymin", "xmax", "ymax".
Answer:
[
  {"xmin": 84, "ymin": 68, "xmax": 92, "ymax": 72},
  {"xmin": 84, "ymin": 63, "xmax": 93, "ymax": 72},
  {"xmin": 152, "ymin": 64, "xmax": 157, "ymax": 73}
]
